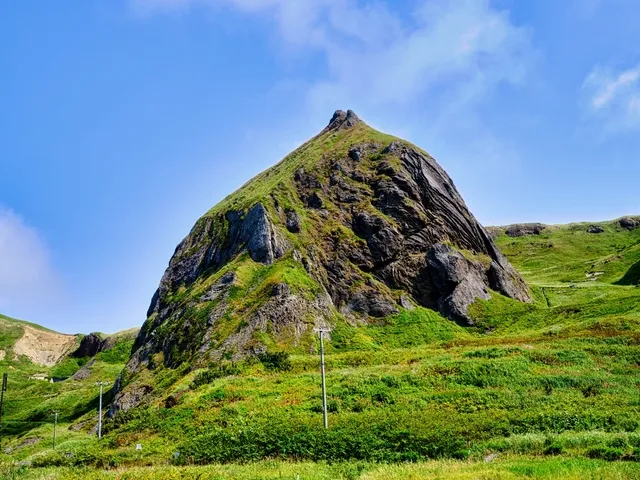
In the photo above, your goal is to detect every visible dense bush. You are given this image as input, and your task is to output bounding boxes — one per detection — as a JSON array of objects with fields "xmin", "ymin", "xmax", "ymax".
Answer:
[
  {"xmin": 258, "ymin": 351, "xmax": 292, "ymax": 372},
  {"xmin": 586, "ymin": 446, "xmax": 626, "ymax": 461},
  {"xmin": 543, "ymin": 439, "xmax": 564, "ymax": 455},
  {"xmin": 175, "ymin": 419, "xmax": 466, "ymax": 464}
]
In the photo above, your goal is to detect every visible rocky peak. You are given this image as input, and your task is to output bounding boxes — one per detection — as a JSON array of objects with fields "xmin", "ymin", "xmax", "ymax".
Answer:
[{"xmin": 323, "ymin": 109, "xmax": 361, "ymax": 133}]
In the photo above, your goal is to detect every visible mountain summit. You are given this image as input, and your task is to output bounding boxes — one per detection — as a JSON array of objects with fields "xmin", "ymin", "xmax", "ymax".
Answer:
[{"xmin": 112, "ymin": 110, "xmax": 530, "ymax": 413}]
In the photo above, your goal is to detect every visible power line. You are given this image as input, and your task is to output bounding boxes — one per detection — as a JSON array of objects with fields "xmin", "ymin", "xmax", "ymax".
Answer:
[{"xmin": 0, "ymin": 420, "xmax": 51, "ymax": 424}]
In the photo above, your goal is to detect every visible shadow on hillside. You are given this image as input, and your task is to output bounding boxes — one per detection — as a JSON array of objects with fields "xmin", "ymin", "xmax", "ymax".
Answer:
[{"xmin": 616, "ymin": 260, "xmax": 640, "ymax": 285}]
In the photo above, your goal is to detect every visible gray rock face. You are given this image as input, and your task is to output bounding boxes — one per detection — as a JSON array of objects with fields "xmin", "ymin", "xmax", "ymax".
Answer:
[
  {"xmin": 72, "ymin": 333, "xmax": 104, "ymax": 358},
  {"xmin": 110, "ymin": 384, "xmax": 151, "ymax": 415},
  {"xmin": 427, "ymin": 244, "xmax": 490, "ymax": 325},
  {"xmin": 348, "ymin": 289, "xmax": 398, "ymax": 318},
  {"xmin": 147, "ymin": 202, "xmax": 288, "ymax": 317},
  {"xmin": 399, "ymin": 295, "xmax": 415, "ymax": 310},
  {"xmin": 587, "ymin": 225, "xmax": 605, "ymax": 234},
  {"xmin": 504, "ymin": 223, "xmax": 546, "ymax": 237},
  {"xmin": 71, "ymin": 358, "xmax": 95, "ymax": 381},
  {"xmin": 619, "ymin": 217, "xmax": 640, "ymax": 230},
  {"xmin": 297, "ymin": 139, "xmax": 531, "ymax": 323},
  {"xmin": 323, "ymin": 109, "xmax": 361, "ymax": 132}
]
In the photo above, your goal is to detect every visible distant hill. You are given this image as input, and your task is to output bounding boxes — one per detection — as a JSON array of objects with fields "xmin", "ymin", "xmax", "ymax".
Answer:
[{"xmin": 489, "ymin": 217, "xmax": 640, "ymax": 285}]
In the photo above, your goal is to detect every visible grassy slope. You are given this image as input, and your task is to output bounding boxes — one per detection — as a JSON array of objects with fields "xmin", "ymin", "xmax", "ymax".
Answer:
[
  {"xmin": 1, "ymin": 220, "xmax": 637, "ymax": 478},
  {"xmin": 494, "ymin": 220, "xmax": 640, "ymax": 285},
  {"xmin": 2, "ymin": 457, "xmax": 639, "ymax": 480}
]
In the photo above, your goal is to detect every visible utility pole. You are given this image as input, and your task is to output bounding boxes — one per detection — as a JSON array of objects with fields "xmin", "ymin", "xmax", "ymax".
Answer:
[
  {"xmin": 95, "ymin": 381, "xmax": 110, "ymax": 439},
  {"xmin": 314, "ymin": 328, "xmax": 331, "ymax": 429},
  {"xmin": 53, "ymin": 412, "xmax": 58, "ymax": 449},
  {"xmin": 0, "ymin": 373, "xmax": 7, "ymax": 447},
  {"xmin": 0, "ymin": 373, "xmax": 7, "ymax": 425}
]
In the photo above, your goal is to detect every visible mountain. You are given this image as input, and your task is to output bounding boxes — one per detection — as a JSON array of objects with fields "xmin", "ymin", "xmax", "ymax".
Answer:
[
  {"xmin": 2, "ymin": 111, "xmax": 637, "ymax": 473},
  {"xmin": 111, "ymin": 110, "xmax": 530, "ymax": 413}
]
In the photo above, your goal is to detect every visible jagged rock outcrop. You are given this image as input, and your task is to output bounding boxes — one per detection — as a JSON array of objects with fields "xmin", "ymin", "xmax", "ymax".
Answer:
[
  {"xmin": 587, "ymin": 225, "xmax": 605, "ymax": 234},
  {"xmin": 72, "ymin": 333, "xmax": 104, "ymax": 358},
  {"xmin": 111, "ymin": 109, "xmax": 530, "ymax": 414}
]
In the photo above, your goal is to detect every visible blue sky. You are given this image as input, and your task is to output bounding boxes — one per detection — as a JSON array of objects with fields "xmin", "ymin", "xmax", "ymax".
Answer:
[{"xmin": 1, "ymin": 0, "xmax": 639, "ymax": 333}]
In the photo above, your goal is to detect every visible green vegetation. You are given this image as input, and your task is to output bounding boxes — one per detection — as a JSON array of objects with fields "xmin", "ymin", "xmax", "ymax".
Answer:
[
  {"xmin": 207, "ymin": 122, "xmax": 399, "ymax": 217},
  {"xmin": 1, "ymin": 456, "xmax": 639, "ymax": 479},
  {"xmin": 1, "ymin": 219, "xmax": 639, "ymax": 478},
  {"xmin": 0, "ymin": 318, "xmax": 136, "ymax": 446},
  {"xmin": 494, "ymin": 220, "xmax": 640, "ymax": 285}
]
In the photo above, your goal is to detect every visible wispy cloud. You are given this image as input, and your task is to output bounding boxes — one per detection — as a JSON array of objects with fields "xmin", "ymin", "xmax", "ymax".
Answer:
[
  {"xmin": 132, "ymin": 0, "xmax": 535, "ymax": 221},
  {"xmin": 0, "ymin": 207, "xmax": 62, "ymax": 317},
  {"xmin": 582, "ymin": 64, "xmax": 640, "ymax": 135},
  {"xmin": 132, "ymin": 0, "xmax": 533, "ymax": 118}
]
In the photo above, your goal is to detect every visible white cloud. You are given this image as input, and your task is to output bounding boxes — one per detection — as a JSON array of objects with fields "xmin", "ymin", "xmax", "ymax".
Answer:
[
  {"xmin": 132, "ymin": 0, "xmax": 532, "ymax": 116},
  {"xmin": 0, "ymin": 207, "xmax": 61, "ymax": 316},
  {"xmin": 582, "ymin": 64, "xmax": 640, "ymax": 135}
]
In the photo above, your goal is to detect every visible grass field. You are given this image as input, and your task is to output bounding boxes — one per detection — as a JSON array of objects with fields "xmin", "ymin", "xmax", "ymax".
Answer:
[
  {"xmin": 2, "ymin": 456, "xmax": 640, "ymax": 479},
  {"xmin": 0, "ymin": 219, "xmax": 638, "ymax": 478}
]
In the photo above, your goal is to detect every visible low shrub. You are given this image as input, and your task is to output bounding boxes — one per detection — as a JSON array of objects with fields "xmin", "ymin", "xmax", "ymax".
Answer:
[
  {"xmin": 587, "ymin": 446, "xmax": 625, "ymax": 461},
  {"xmin": 191, "ymin": 363, "xmax": 240, "ymax": 389},
  {"xmin": 258, "ymin": 351, "xmax": 292, "ymax": 372},
  {"xmin": 543, "ymin": 440, "xmax": 564, "ymax": 455}
]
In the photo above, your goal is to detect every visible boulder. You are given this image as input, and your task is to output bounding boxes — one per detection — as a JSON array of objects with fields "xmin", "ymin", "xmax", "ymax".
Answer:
[
  {"xmin": 619, "ymin": 217, "xmax": 640, "ymax": 230},
  {"xmin": 504, "ymin": 223, "xmax": 546, "ymax": 237},
  {"xmin": 285, "ymin": 210, "xmax": 302, "ymax": 233}
]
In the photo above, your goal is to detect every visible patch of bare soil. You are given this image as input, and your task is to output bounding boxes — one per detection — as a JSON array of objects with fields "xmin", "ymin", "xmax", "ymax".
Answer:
[{"xmin": 13, "ymin": 325, "xmax": 77, "ymax": 367}]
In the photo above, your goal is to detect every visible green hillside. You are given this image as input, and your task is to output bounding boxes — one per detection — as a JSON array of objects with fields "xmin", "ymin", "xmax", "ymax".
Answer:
[
  {"xmin": 494, "ymin": 220, "xmax": 640, "ymax": 286},
  {"xmin": 1, "ymin": 219, "xmax": 638, "ymax": 479},
  {"xmin": 0, "ymin": 316, "xmax": 138, "ymax": 472}
]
